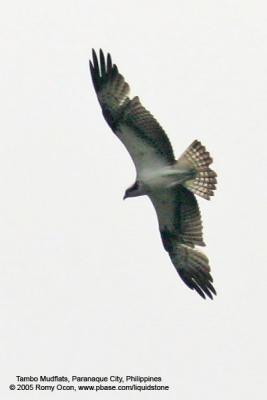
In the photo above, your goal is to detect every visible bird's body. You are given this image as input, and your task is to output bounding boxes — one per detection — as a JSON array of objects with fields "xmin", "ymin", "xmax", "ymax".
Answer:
[
  {"xmin": 89, "ymin": 49, "xmax": 217, "ymax": 299},
  {"xmin": 128, "ymin": 165, "xmax": 192, "ymax": 196}
]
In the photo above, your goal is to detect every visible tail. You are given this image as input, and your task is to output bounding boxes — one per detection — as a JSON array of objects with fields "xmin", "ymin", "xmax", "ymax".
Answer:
[{"xmin": 176, "ymin": 140, "xmax": 217, "ymax": 200}]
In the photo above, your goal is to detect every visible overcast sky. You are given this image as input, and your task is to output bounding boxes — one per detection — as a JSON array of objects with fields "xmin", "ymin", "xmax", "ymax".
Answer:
[{"xmin": 0, "ymin": 1, "xmax": 267, "ymax": 399}]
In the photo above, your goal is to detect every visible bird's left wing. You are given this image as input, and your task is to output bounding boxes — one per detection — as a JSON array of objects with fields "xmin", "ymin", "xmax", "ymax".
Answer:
[
  {"xmin": 149, "ymin": 186, "xmax": 216, "ymax": 299},
  {"xmin": 89, "ymin": 49, "xmax": 175, "ymax": 175}
]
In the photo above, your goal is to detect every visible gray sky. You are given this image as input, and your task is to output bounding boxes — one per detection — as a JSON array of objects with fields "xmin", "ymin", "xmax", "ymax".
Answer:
[{"xmin": 0, "ymin": 1, "xmax": 266, "ymax": 398}]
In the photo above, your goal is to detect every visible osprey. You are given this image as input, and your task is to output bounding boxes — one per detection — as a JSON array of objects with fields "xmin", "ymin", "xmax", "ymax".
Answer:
[{"xmin": 90, "ymin": 49, "xmax": 217, "ymax": 299}]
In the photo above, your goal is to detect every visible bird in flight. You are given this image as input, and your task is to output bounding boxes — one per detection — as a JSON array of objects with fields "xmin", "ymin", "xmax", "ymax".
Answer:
[{"xmin": 89, "ymin": 49, "xmax": 217, "ymax": 299}]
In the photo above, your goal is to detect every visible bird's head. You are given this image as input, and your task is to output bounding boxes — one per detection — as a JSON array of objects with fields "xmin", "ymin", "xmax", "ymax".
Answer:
[{"xmin": 123, "ymin": 181, "xmax": 142, "ymax": 200}]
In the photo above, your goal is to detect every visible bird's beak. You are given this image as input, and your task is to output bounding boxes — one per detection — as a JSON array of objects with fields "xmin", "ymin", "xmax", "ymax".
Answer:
[{"xmin": 123, "ymin": 194, "xmax": 127, "ymax": 200}]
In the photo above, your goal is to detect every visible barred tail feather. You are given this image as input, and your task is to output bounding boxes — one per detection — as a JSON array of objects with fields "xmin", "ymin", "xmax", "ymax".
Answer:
[
  {"xmin": 170, "ymin": 244, "xmax": 216, "ymax": 299},
  {"xmin": 177, "ymin": 140, "xmax": 217, "ymax": 200}
]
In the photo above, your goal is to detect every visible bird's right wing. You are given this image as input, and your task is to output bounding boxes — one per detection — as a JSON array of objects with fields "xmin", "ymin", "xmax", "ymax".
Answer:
[
  {"xmin": 89, "ymin": 49, "xmax": 175, "ymax": 175},
  {"xmin": 149, "ymin": 186, "xmax": 216, "ymax": 299}
]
